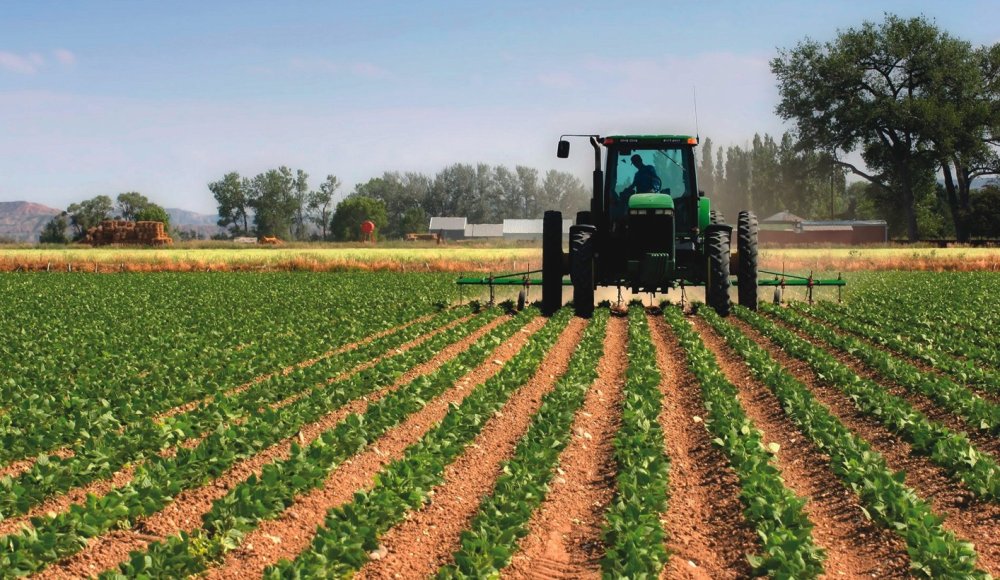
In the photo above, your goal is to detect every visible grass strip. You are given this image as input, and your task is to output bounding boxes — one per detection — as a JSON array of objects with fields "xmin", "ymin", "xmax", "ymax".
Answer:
[
  {"xmin": 705, "ymin": 306, "xmax": 987, "ymax": 578},
  {"xmin": 263, "ymin": 308, "xmax": 574, "ymax": 578},
  {"xmin": 663, "ymin": 305, "xmax": 824, "ymax": 578}
]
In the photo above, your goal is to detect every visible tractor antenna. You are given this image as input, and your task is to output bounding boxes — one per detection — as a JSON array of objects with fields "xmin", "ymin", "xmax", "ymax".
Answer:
[{"xmin": 693, "ymin": 86, "xmax": 700, "ymax": 141}]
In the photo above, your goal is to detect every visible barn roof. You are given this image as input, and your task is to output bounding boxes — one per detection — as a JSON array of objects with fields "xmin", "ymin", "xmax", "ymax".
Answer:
[
  {"xmin": 502, "ymin": 218, "xmax": 572, "ymax": 235},
  {"xmin": 428, "ymin": 217, "xmax": 467, "ymax": 231}
]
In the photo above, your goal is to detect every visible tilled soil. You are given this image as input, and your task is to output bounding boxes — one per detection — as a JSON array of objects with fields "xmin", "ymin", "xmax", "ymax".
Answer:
[
  {"xmin": 731, "ymin": 316, "xmax": 1000, "ymax": 577},
  {"xmin": 35, "ymin": 313, "xmax": 512, "ymax": 579},
  {"xmin": 690, "ymin": 315, "xmax": 911, "ymax": 578},
  {"xmin": 647, "ymin": 315, "xmax": 759, "ymax": 580},
  {"xmin": 503, "ymin": 316, "xmax": 627, "ymax": 580},
  {"xmin": 200, "ymin": 315, "xmax": 548, "ymax": 580},
  {"xmin": 769, "ymin": 313, "xmax": 1000, "ymax": 458},
  {"xmin": 355, "ymin": 317, "xmax": 589, "ymax": 579}
]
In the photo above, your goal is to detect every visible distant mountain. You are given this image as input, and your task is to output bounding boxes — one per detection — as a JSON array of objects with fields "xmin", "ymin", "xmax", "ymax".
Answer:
[
  {"xmin": 165, "ymin": 208, "xmax": 224, "ymax": 239},
  {"xmin": 166, "ymin": 208, "xmax": 220, "ymax": 227},
  {"xmin": 0, "ymin": 201, "xmax": 61, "ymax": 242}
]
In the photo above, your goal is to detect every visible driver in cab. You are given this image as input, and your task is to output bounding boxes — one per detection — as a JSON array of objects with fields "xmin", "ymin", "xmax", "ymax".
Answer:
[{"xmin": 622, "ymin": 154, "xmax": 661, "ymax": 196}]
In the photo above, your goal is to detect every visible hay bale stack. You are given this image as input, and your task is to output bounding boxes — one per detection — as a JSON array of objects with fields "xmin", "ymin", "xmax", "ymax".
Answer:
[{"xmin": 85, "ymin": 220, "xmax": 172, "ymax": 246}]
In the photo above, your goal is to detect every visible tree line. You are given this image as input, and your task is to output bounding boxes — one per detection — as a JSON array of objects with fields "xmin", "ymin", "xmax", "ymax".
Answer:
[
  {"xmin": 210, "ymin": 164, "xmax": 589, "ymax": 241},
  {"xmin": 40, "ymin": 192, "xmax": 172, "ymax": 244}
]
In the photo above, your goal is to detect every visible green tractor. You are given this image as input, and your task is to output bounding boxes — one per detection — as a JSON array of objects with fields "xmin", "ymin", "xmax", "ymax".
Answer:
[
  {"xmin": 546, "ymin": 134, "xmax": 758, "ymax": 318},
  {"xmin": 457, "ymin": 133, "xmax": 844, "ymax": 315}
]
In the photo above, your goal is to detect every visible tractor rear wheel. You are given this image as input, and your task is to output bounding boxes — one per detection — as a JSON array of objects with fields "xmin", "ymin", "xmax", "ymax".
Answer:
[
  {"xmin": 706, "ymin": 228, "xmax": 731, "ymax": 316},
  {"xmin": 542, "ymin": 210, "xmax": 564, "ymax": 316},
  {"xmin": 570, "ymin": 224, "xmax": 596, "ymax": 318},
  {"xmin": 737, "ymin": 210, "xmax": 759, "ymax": 310}
]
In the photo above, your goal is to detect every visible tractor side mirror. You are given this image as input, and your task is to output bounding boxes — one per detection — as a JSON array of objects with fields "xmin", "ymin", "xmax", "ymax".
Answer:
[{"xmin": 557, "ymin": 140, "xmax": 570, "ymax": 158}]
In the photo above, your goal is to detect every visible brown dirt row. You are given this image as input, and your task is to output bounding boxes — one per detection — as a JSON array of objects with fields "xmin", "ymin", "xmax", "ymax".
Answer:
[
  {"xmin": 0, "ymin": 448, "xmax": 73, "ymax": 481},
  {"xmin": 201, "ymin": 316, "xmax": 548, "ymax": 580},
  {"xmin": 799, "ymin": 309, "xmax": 1000, "ymax": 406},
  {"xmin": 355, "ymin": 317, "xmax": 588, "ymax": 579},
  {"xmin": 34, "ymin": 313, "xmax": 514, "ymax": 580},
  {"xmin": 731, "ymin": 317, "xmax": 1000, "ymax": 577},
  {"xmin": 503, "ymin": 316, "xmax": 627, "ymax": 580},
  {"xmin": 647, "ymin": 315, "xmax": 760, "ymax": 580},
  {"xmin": 0, "ymin": 313, "xmax": 468, "ymax": 541},
  {"xmin": 689, "ymin": 315, "xmax": 911, "ymax": 578},
  {"xmin": 766, "ymin": 313, "xmax": 1000, "ymax": 459}
]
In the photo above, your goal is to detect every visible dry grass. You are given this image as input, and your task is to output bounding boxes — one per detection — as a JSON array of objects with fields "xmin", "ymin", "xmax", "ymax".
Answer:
[{"xmin": 0, "ymin": 246, "xmax": 997, "ymax": 273}]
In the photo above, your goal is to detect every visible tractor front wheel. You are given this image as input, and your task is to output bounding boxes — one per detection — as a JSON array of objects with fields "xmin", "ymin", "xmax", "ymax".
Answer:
[
  {"xmin": 737, "ymin": 210, "xmax": 759, "ymax": 310},
  {"xmin": 542, "ymin": 210, "xmax": 564, "ymax": 315},
  {"xmin": 570, "ymin": 224, "xmax": 596, "ymax": 318},
  {"xmin": 706, "ymin": 228, "xmax": 731, "ymax": 316}
]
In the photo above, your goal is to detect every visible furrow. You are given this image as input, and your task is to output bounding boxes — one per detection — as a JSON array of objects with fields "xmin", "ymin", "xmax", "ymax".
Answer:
[
  {"xmin": 198, "ymin": 316, "xmax": 549, "ymax": 580},
  {"xmin": 503, "ymin": 316, "xmax": 627, "ymax": 579},
  {"xmin": 690, "ymin": 314, "xmax": 911, "ymax": 578},
  {"xmin": 647, "ymin": 315, "xmax": 760, "ymax": 580},
  {"xmin": 766, "ymin": 310, "xmax": 1000, "ymax": 458},
  {"xmin": 354, "ymin": 317, "xmax": 587, "ymax": 579},
  {"xmin": 730, "ymin": 315, "xmax": 1000, "ymax": 576},
  {"xmin": 9, "ymin": 313, "xmax": 498, "ymax": 574}
]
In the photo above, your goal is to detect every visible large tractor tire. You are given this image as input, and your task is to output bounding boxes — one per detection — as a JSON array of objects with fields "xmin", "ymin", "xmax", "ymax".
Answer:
[
  {"xmin": 706, "ymin": 228, "xmax": 732, "ymax": 317},
  {"xmin": 710, "ymin": 209, "xmax": 726, "ymax": 225},
  {"xmin": 542, "ymin": 210, "xmax": 564, "ymax": 316},
  {"xmin": 570, "ymin": 224, "xmax": 596, "ymax": 318},
  {"xmin": 737, "ymin": 210, "xmax": 759, "ymax": 310}
]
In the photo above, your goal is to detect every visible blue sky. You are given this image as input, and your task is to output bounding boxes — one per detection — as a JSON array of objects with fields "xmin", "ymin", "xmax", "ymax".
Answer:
[{"xmin": 2, "ymin": 1, "xmax": 998, "ymax": 213}]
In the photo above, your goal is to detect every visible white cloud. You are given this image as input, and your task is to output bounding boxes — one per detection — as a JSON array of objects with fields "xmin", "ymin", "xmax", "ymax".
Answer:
[
  {"xmin": 53, "ymin": 49, "xmax": 76, "ymax": 66},
  {"xmin": 0, "ymin": 51, "xmax": 44, "ymax": 74}
]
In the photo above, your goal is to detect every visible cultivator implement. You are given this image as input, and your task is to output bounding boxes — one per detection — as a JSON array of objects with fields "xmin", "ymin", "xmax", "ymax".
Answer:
[{"xmin": 457, "ymin": 268, "xmax": 846, "ymax": 309}]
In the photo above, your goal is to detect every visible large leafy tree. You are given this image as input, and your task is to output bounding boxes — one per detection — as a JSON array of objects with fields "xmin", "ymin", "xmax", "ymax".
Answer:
[
  {"xmin": 66, "ymin": 195, "xmax": 113, "ymax": 240},
  {"xmin": 308, "ymin": 174, "xmax": 340, "ymax": 240},
  {"xmin": 329, "ymin": 196, "xmax": 388, "ymax": 241},
  {"xmin": 247, "ymin": 166, "xmax": 299, "ymax": 239},
  {"xmin": 209, "ymin": 172, "xmax": 252, "ymax": 236},
  {"xmin": 115, "ymin": 192, "xmax": 170, "ymax": 227},
  {"xmin": 928, "ymin": 43, "xmax": 1000, "ymax": 240},
  {"xmin": 772, "ymin": 14, "xmax": 983, "ymax": 240}
]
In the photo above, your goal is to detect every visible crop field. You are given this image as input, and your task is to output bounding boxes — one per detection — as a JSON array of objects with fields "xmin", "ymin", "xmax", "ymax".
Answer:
[{"xmin": 0, "ymin": 271, "xmax": 997, "ymax": 578}]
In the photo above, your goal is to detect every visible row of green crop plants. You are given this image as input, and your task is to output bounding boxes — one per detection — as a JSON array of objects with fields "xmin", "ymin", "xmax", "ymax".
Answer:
[
  {"xmin": 0, "ymin": 306, "xmax": 472, "ymax": 529},
  {"xmin": 107, "ymin": 305, "xmax": 836, "ymax": 579},
  {"xmin": 0, "ymin": 273, "xmax": 457, "ymax": 468},
  {"xmin": 837, "ymin": 272, "xmax": 1000, "ymax": 363},
  {"xmin": 705, "ymin": 306, "xmax": 991, "ymax": 577},
  {"xmin": 6, "ymin": 294, "xmax": 994, "ymax": 578},
  {"xmin": 0, "ymin": 300, "xmax": 494, "ymax": 576}
]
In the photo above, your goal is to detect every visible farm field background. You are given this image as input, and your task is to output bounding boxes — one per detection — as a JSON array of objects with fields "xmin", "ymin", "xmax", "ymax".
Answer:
[
  {"xmin": 0, "ymin": 270, "xmax": 997, "ymax": 578},
  {"xmin": 0, "ymin": 245, "xmax": 998, "ymax": 273}
]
